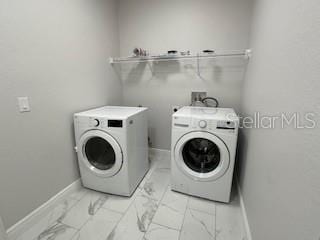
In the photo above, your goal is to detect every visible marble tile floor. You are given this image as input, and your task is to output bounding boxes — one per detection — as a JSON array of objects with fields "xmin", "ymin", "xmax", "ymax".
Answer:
[{"xmin": 16, "ymin": 152, "xmax": 247, "ymax": 240}]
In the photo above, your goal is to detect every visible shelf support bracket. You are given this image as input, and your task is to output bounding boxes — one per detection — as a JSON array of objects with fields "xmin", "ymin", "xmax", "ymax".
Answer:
[
  {"xmin": 197, "ymin": 54, "xmax": 200, "ymax": 76},
  {"xmin": 196, "ymin": 54, "xmax": 205, "ymax": 80},
  {"xmin": 147, "ymin": 62, "xmax": 154, "ymax": 76},
  {"xmin": 245, "ymin": 49, "xmax": 252, "ymax": 59}
]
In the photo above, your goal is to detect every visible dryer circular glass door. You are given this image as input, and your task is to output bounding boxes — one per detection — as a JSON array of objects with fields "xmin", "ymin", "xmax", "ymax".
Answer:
[
  {"xmin": 78, "ymin": 130, "xmax": 123, "ymax": 178},
  {"xmin": 174, "ymin": 131, "xmax": 230, "ymax": 181}
]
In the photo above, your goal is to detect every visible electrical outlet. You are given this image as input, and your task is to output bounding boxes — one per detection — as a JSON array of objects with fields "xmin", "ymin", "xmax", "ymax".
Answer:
[
  {"xmin": 191, "ymin": 92, "xmax": 207, "ymax": 105},
  {"xmin": 172, "ymin": 106, "xmax": 180, "ymax": 113}
]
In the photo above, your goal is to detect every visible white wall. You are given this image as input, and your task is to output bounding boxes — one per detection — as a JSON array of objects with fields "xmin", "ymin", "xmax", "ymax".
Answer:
[
  {"xmin": 0, "ymin": 0, "xmax": 121, "ymax": 229},
  {"xmin": 239, "ymin": 0, "xmax": 320, "ymax": 239},
  {"xmin": 118, "ymin": 0, "xmax": 253, "ymax": 149}
]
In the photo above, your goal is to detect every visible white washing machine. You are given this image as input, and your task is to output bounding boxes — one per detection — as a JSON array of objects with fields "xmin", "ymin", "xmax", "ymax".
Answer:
[
  {"xmin": 171, "ymin": 106, "xmax": 239, "ymax": 203},
  {"xmin": 74, "ymin": 106, "xmax": 149, "ymax": 196}
]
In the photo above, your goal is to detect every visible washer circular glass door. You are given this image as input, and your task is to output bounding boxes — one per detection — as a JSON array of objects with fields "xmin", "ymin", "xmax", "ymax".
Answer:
[
  {"xmin": 78, "ymin": 130, "xmax": 123, "ymax": 178},
  {"xmin": 174, "ymin": 131, "xmax": 230, "ymax": 181}
]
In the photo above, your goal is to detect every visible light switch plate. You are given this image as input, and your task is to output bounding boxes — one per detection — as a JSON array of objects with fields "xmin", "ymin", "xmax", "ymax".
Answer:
[{"xmin": 17, "ymin": 97, "xmax": 31, "ymax": 112}]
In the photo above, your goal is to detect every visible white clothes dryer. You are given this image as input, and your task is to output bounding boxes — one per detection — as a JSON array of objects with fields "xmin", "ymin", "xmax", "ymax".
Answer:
[{"xmin": 74, "ymin": 106, "xmax": 149, "ymax": 196}]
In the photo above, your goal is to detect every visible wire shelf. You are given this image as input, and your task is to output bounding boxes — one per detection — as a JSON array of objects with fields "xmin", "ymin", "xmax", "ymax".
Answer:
[{"xmin": 110, "ymin": 49, "xmax": 252, "ymax": 64}]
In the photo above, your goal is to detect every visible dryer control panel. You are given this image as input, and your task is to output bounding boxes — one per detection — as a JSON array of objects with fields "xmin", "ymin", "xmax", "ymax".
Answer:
[
  {"xmin": 89, "ymin": 117, "xmax": 123, "ymax": 128},
  {"xmin": 108, "ymin": 120, "xmax": 123, "ymax": 128}
]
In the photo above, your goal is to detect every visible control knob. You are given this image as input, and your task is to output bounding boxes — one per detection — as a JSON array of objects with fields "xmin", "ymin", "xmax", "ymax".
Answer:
[
  {"xmin": 199, "ymin": 120, "xmax": 207, "ymax": 128},
  {"xmin": 93, "ymin": 119, "xmax": 100, "ymax": 127}
]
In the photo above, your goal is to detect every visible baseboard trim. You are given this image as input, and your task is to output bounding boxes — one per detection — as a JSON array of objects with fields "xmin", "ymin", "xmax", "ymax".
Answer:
[
  {"xmin": 236, "ymin": 178, "xmax": 253, "ymax": 240},
  {"xmin": 7, "ymin": 179, "xmax": 82, "ymax": 240},
  {"xmin": 0, "ymin": 216, "xmax": 7, "ymax": 240}
]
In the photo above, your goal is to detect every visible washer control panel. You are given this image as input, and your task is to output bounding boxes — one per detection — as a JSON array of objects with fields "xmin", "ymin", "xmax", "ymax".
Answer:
[
  {"xmin": 173, "ymin": 116, "xmax": 237, "ymax": 132},
  {"xmin": 190, "ymin": 118, "xmax": 236, "ymax": 131},
  {"xmin": 217, "ymin": 120, "xmax": 236, "ymax": 130},
  {"xmin": 191, "ymin": 119, "xmax": 212, "ymax": 130}
]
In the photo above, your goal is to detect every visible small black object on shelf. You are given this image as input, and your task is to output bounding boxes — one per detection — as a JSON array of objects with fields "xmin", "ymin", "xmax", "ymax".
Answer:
[
  {"xmin": 168, "ymin": 50, "xmax": 178, "ymax": 54},
  {"xmin": 203, "ymin": 50, "xmax": 215, "ymax": 54}
]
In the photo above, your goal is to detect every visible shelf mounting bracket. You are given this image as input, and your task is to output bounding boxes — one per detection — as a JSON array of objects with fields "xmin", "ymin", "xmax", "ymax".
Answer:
[
  {"xmin": 245, "ymin": 49, "xmax": 252, "ymax": 59},
  {"xmin": 147, "ymin": 62, "xmax": 154, "ymax": 75}
]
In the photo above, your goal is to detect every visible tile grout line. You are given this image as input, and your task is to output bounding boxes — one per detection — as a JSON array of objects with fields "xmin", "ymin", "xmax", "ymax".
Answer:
[
  {"xmin": 186, "ymin": 203, "xmax": 215, "ymax": 216},
  {"xmin": 181, "ymin": 200, "xmax": 217, "ymax": 240},
  {"xmin": 187, "ymin": 206, "xmax": 215, "ymax": 215},
  {"xmin": 100, "ymin": 205, "xmax": 128, "ymax": 215},
  {"xmin": 68, "ymin": 228, "xmax": 81, "ymax": 240},
  {"xmin": 178, "ymin": 196, "xmax": 190, "ymax": 240},
  {"xmin": 150, "ymin": 222, "xmax": 180, "ymax": 232}
]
